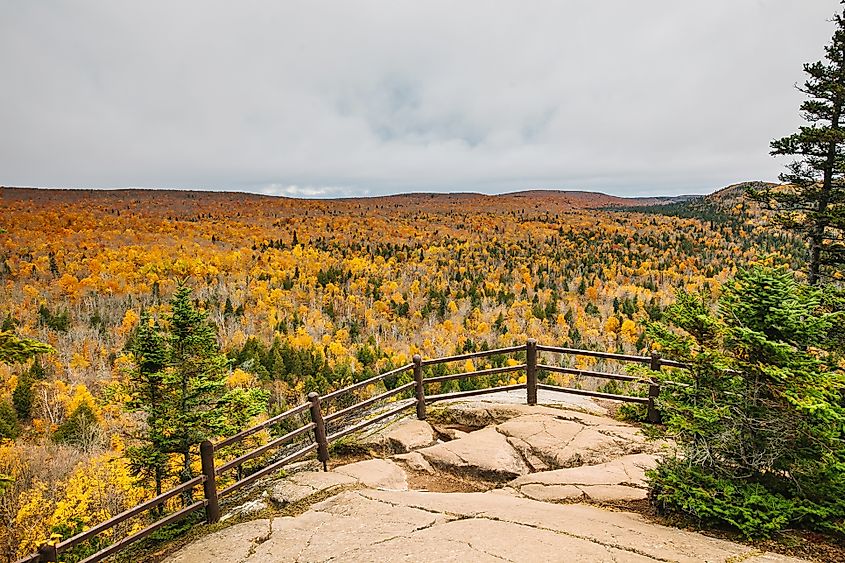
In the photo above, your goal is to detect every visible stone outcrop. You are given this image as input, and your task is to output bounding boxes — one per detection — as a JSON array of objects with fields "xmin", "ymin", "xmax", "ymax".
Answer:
[
  {"xmin": 269, "ymin": 471, "xmax": 358, "ymax": 506},
  {"xmin": 333, "ymin": 458, "xmax": 408, "ymax": 490},
  {"xmin": 386, "ymin": 419, "xmax": 438, "ymax": 452},
  {"xmin": 169, "ymin": 489, "xmax": 804, "ymax": 563},
  {"xmin": 507, "ymin": 453, "xmax": 658, "ymax": 502},
  {"xmin": 166, "ymin": 401, "xmax": 807, "ymax": 563},
  {"xmin": 392, "ymin": 451, "xmax": 435, "ymax": 474},
  {"xmin": 415, "ymin": 426, "xmax": 530, "ymax": 480},
  {"xmin": 496, "ymin": 413, "xmax": 651, "ymax": 470}
]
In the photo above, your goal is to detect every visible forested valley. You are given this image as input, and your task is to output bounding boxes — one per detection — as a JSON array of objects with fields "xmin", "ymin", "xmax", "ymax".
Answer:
[{"xmin": 0, "ymin": 183, "xmax": 804, "ymax": 559}]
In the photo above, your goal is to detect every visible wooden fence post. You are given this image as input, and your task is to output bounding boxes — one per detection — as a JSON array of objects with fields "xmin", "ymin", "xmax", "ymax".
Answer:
[
  {"xmin": 37, "ymin": 542, "xmax": 57, "ymax": 562},
  {"xmin": 308, "ymin": 392, "xmax": 330, "ymax": 471},
  {"xmin": 526, "ymin": 339, "xmax": 538, "ymax": 406},
  {"xmin": 413, "ymin": 354, "xmax": 426, "ymax": 420},
  {"xmin": 647, "ymin": 352, "xmax": 661, "ymax": 424},
  {"xmin": 200, "ymin": 440, "xmax": 220, "ymax": 525}
]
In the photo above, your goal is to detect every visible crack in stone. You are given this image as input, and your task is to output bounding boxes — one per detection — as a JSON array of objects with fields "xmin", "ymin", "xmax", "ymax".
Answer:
[
  {"xmin": 520, "ymin": 479, "xmax": 647, "ymax": 491},
  {"xmin": 467, "ymin": 512, "xmax": 671, "ymax": 562},
  {"xmin": 358, "ymin": 490, "xmax": 475, "ymax": 520},
  {"xmin": 356, "ymin": 491, "xmax": 669, "ymax": 561},
  {"xmin": 320, "ymin": 519, "xmax": 463, "ymax": 563},
  {"xmin": 353, "ymin": 496, "xmax": 667, "ymax": 563},
  {"xmin": 464, "ymin": 538, "xmax": 515, "ymax": 562},
  {"xmin": 504, "ymin": 436, "xmax": 540, "ymax": 472},
  {"xmin": 554, "ymin": 414, "xmax": 596, "ymax": 427},
  {"xmin": 294, "ymin": 517, "xmax": 329, "ymax": 562},
  {"xmin": 497, "ymin": 419, "xmax": 589, "ymax": 472}
]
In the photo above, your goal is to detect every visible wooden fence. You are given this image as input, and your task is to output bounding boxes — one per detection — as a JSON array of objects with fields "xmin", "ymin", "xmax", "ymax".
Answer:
[{"xmin": 17, "ymin": 340, "xmax": 685, "ymax": 563}]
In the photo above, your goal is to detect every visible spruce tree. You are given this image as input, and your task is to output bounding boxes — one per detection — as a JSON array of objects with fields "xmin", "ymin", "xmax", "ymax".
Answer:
[
  {"xmin": 12, "ymin": 374, "xmax": 33, "ymax": 420},
  {"xmin": 0, "ymin": 401, "xmax": 19, "ymax": 440},
  {"xmin": 125, "ymin": 286, "xmax": 267, "ymax": 502},
  {"xmin": 748, "ymin": 7, "xmax": 845, "ymax": 284},
  {"xmin": 125, "ymin": 311, "xmax": 170, "ymax": 498},
  {"xmin": 648, "ymin": 266, "xmax": 845, "ymax": 536},
  {"xmin": 162, "ymin": 285, "xmax": 229, "ymax": 489}
]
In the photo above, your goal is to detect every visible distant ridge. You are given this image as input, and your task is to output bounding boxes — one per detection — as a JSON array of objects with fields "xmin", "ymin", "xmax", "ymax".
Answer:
[
  {"xmin": 0, "ymin": 183, "xmax": 776, "ymax": 218},
  {"xmin": 0, "ymin": 185, "xmax": 705, "ymax": 208}
]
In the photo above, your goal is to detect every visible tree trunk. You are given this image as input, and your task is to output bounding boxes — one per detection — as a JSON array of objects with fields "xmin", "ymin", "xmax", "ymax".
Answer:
[{"xmin": 809, "ymin": 78, "xmax": 842, "ymax": 285}]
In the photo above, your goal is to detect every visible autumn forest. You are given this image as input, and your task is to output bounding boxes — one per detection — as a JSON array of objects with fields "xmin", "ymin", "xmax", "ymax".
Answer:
[{"xmin": 0, "ymin": 183, "xmax": 805, "ymax": 559}]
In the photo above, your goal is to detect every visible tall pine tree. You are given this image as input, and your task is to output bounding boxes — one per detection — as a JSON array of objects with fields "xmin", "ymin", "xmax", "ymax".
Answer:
[
  {"xmin": 125, "ymin": 286, "xmax": 236, "ymax": 503},
  {"xmin": 748, "ymin": 7, "xmax": 845, "ymax": 285},
  {"xmin": 126, "ymin": 311, "xmax": 170, "ymax": 499},
  {"xmin": 162, "ymin": 285, "xmax": 230, "ymax": 489}
]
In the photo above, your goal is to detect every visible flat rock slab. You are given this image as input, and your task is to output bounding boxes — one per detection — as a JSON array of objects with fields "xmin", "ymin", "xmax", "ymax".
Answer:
[
  {"xmin": 416, "ymin": 426, "xmax": 530, "ymax": 480},
  {"xmin": 382, "ymin": 418, "xmax": 437, "ymax": 453},
  {"xmin": 361, "ymin": 490, "xmax": 807, "ymax": 563},
  {"xmin": 247, "ymin": 492, "xmax": 446, "ymax": 562},
  {"xmin": 441, "ymin": 390, "xmax": 609, "ymax": 416},
  {"xmin": 508, "ymin": 453, "xmax": 658, "ymax": 502},
  {"xmin": 269, "ymin": 471, "xmax": 357, "ymax": 506},
  {"xmin": 333, "ymin": 458, "xmax": 409, "ymax": 490},
  {"xmin": 430, "ymin": 399, "xmax": 608, "ymax": 429},
  {"xmin": 393, "ymin": 451, "xmax": 435, "ymax": 474},
  {"xmin": 169, "ymin": 401, "xmax": 807, "ymax": 563},
  {"xmin": 341, "ymin": 515, "xmax": 657, "ymax": 562},
  {"xmin": 167, "ymin": 490, "xmax": 806, "ymax": 563},
  {"xmin": 496, "ymin": 413, "xmax": 649, "ymax": 470},
  {"xmin": 166, "ymin": 518, "xmax": 272, "ymax": 563}
]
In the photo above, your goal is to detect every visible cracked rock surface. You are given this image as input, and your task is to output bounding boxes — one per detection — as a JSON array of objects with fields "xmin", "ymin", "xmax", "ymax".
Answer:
[
  {"xmin": 333, "ymin": 458, "xmax": 408, "ymax": 490},
  {"xmin": 168, "ymin": 490, "xmax": 804, "ymax": 562},
  {"xmin": 416, "ymin": 426, "xmax": 530, "ymax": 480},
  {"xmin": 507, "ymin": 453, "xmax": 658, "ymax": 502},
  {"xmin": 269, "ymin": 471, "xmax": 358, "ymax": 506},
  {"xmin": 166, "ymin": 402, "xmax": 807, "ymax": 563},
  {"xmin": 360, "ymin": 418, "xmax": 438, "ymax": 453}
]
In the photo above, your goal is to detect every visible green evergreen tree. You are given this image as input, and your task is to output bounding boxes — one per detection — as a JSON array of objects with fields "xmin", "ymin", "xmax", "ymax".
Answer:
[
  {"xmin": 647, "ymin": 266, "xmax": 845, "ymax": 537},
  {"xmin": 28, "ymin": 356, "xmax": 47, "ymax": 379},
  {"xmin": 0, "ymin": 331, "xmax": 53, "ymax": 364},
  {"xmin": 748, "ymin": 7, "xmax": 845, "ymax": 284},
  {"xmin": 12, "ymin": 374, "xmax": 33, "ymax": 420},
  {"xmin": 1, "ymin": 315, "xmax": 16, "ymax": 331},
  {"xmin": 125, "ymin": 311, "xmax": 170, "ymax": 498},
  {"xmin": 0, "ymin": 401, "xmax": 19, "ymax": 439},
  {"xmin": 161, "ymin": 285, "xmax": 230, "ymax": 490}
]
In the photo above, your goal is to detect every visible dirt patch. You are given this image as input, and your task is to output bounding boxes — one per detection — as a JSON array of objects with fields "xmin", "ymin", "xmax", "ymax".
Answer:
[
  {"xmin": 325, "ymin": 451, "xmax": 372, "ymax": 470},
  {"xmin": 432, "ymin": 423, "xmax": 480, "ymax": 439},
  {"xmin": 404, "ymin": 466, "xmax": 497, "ymax": 493}
]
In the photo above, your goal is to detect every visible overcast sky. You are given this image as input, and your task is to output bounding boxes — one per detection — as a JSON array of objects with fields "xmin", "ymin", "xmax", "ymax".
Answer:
[{"xmin": 0, "ymin": 1, "xmax": 839, "ymax": 198}]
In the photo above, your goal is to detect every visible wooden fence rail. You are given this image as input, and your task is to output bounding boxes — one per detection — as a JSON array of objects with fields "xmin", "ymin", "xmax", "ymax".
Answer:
[{"xmin": 18, "ymin": 340, "xmax": 686, "ymax": 563}]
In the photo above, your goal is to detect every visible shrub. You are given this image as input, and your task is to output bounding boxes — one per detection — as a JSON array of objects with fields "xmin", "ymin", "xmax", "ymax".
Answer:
[
  {"xmin": 0, "ymin": 401, "xmax": 19, "ymax": 439},
  {"xmin": 647, "ymin": 266, "xmax": 845, "ymax": 538},
  {"xmin": 53, "ymin": 403, "xmax": 100, "ymax": 450}
]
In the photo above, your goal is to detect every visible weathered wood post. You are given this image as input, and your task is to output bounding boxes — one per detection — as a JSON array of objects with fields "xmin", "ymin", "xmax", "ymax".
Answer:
[
  {"xmin": 308, "ymin": 392, "xmax": 330, "ymax": 471},
  {"xmin": 526, "ymin": 339, "xmax": 538, "ymax": 406},
  {"xmin": 199, "ymin": 440, "xmax": 220, "ymax": 524},
  {"xmin": 413, "ymin": 354, "xmax": 426, "ymax": 420},
  {"xmin": 647, "ymin": 351, "xmax": 662, "ymax": 424},
  {"xmin": 37, "ymin": 542, "xmax": 57, "ymax": 562}
]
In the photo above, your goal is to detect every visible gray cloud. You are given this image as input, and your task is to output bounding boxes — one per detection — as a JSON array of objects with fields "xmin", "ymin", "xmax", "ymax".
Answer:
[{"xmin": 0, "ymin": 0, "xmax": 839, "ymax": 197}]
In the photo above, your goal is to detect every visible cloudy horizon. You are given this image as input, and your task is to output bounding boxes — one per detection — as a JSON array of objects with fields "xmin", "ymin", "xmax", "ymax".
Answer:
[{"xmin": 1, "ymin": 1, "xmax": 839, "ymax": 198}]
